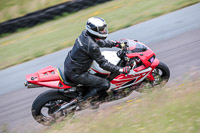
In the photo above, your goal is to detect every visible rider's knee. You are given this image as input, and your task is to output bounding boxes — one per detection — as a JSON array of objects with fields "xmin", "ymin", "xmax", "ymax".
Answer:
[{"xmin": 101, "ymin": 80, "xmax": 110, "ymax": 91}]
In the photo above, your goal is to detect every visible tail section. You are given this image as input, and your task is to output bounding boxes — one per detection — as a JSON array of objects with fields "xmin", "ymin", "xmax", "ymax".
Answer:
[{"xmin": 25, "ymin": 66, "xmax": 71, "ymax": 89}]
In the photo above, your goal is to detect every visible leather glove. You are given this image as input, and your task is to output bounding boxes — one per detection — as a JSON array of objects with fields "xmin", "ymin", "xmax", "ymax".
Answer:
[
  {"xmin": 112, "ymin": 41, "xmax": 123, "ymax": 48},
  {"xmin": 119, "ymin": 66, "xmax": 131, "ymax": 74}
]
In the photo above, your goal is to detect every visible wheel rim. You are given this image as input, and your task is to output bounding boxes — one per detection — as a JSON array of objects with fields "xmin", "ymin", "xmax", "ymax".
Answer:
[
  {"xmin": 37, "ymin": 99, "xmax": 69, "ymax": 125},
  {"xmin": 152, "ymin": 67, "xmax": 168, "ymax": 86}
]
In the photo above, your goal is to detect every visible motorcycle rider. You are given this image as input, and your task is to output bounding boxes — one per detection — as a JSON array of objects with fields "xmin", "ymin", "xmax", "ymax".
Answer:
[{"xmin": 64, "ymin": 17, "xmax": 130, "ymax": 105}]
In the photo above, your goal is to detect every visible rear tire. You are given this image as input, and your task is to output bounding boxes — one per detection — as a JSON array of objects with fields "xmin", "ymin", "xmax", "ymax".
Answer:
[{"xmin": 31, "ymin": 90, "xmax": 71, "ymax": 126}]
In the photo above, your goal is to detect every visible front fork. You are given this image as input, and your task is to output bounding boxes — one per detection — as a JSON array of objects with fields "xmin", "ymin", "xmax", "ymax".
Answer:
[{"xmin": 146, "ymin": 58, "xmax": 160, "ymax": 82}]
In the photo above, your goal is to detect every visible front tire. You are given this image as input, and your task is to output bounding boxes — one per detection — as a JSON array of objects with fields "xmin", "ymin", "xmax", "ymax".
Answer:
[
  {"xmin": 31, "ymin": 90, "xmax": 71, "ymax": 126},
  {"xmin": 151, "ymin": 61, "xmax": 170, "ymax": 85}
]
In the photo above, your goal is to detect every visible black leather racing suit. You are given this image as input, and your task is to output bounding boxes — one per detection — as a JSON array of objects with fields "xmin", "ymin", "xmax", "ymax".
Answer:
[{"xmin": 64, "ymin": 30, "xmax": 120, "ymax": 100}]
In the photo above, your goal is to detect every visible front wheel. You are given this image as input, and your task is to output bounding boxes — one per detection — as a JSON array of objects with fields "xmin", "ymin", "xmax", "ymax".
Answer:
[
  {"xmin": 31, "ymin": 90, "xmax": 74, "ymax": 126},
  {"xmin": 151, "ymin": 61, "xmax": 170, "ymax": 86}
]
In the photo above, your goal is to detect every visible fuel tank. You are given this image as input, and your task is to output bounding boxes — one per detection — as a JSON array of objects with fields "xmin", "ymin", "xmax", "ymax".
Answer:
[{"xmin": 89, "ymin": 51, "xmax": 120, "ymax": 74}]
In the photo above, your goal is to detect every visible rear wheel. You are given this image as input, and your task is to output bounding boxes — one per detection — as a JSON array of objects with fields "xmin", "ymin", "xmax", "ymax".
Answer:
[{"xmin": 31, "ymin": 90, "xmax": 74, "ymax": 126}]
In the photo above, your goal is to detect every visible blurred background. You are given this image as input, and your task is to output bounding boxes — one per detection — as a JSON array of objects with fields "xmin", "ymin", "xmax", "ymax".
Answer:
[
  {"xmin": 0, "ymin": 0, "xmax": 199, "ymax": 70},
  {"xmin": 0, "ymin": 0, "xmax": 200, "ymax": 133},
  {"xmin": 0, "ymin": 0, "xmax": 71, "ymax": 23}
]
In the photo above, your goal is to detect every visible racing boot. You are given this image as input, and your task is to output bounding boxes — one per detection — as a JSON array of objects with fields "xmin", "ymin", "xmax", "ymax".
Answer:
[
  {"xmin": 82, "ymin": 88, "xmax": 100, "ymax": 109},
  {"xmin": 89, "ymin": 90, "xmax": 109, "ymax": 109},
  {"xmin": 97, "ymin": 90, "xmax": 109, "ymax": 102},
  {"xmin": 82, "ymin": 88, "xmax": 98, "ymax": 100}
]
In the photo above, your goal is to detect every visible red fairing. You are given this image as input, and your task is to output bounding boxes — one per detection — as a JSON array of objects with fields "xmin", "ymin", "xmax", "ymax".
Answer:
[
  {"xmin": 26, "ymin": 66, "xmax": 71, "ymax": 89},
  {"xmin": 133, "ymin": 65, "xmax": 146, "ymax": 72},
  {"xmin": 111, "ymin": 70, "xmax": 151, "ymax": 89},
  {"xmin": 150, "ymin": 58, "xmax": 160, "ymax": 70},
  {"xmin": 111, "ymin": 74, "xmax": 135, "ymax": 87},
  {"xmin": 126, "ymin": 51, "xmax": 155, "ymax": 68},
  {"xmin": 146, "ymin": 58, "xmax": 160, "ymax": 81},
  {"xmin": 123, "ymin": 41, "xmax": 157, "ymax": 82}
]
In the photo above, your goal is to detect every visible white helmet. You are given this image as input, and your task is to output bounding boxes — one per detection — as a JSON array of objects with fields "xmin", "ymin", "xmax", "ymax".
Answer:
[{"xmin": 86, "ymin": 17, "xmax": 108, "ymax": 39}]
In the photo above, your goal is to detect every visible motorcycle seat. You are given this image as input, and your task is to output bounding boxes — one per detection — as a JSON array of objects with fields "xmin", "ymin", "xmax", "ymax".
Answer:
[{"xmin": 57, "ymin": 68, "xmax": 77, "ymax": 87}]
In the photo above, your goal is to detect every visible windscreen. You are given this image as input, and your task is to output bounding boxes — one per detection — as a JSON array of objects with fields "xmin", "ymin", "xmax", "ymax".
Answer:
[{"xmin": 126, "ymin": 39, "xmax": 148, "ymax": 53}]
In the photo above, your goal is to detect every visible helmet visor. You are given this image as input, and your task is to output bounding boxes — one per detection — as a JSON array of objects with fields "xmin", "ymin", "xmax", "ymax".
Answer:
[{"xmin": 98, "ymin": 24, "xmax": 108, "ymax": 35}]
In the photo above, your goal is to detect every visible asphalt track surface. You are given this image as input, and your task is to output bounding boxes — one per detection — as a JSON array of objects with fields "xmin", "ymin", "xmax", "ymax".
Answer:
[{"xmin": 0, "ymin": 3, "xmax": 200, "ymax": 133}]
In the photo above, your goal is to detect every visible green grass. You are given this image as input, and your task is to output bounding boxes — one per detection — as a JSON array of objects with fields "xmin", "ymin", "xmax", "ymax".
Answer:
[
  {"xmin": 0, "ymin": 0, "xmax": 200, "ymax": 70},
  {"xmin": 42, "ymin": 78, "xmax": 200, "ymax": 133},
  {"xmin": 0, "ymin": 0, "xmax": 71, "ymax": 23}
]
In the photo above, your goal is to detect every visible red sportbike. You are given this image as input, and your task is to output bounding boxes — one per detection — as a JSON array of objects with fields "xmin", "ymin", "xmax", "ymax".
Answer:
[{"xmin": 25, "ymin": 39, "xmax": 170, "ymax": 125}]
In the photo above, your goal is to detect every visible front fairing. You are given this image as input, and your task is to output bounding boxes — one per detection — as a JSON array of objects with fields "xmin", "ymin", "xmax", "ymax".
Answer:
[
  {"xmin": 121, "ymin": 39, "xmax": 155, "ymax": 67},
  {"xmin": 110, "ymin": 39, "xmax": 157, "ymax": 89}
]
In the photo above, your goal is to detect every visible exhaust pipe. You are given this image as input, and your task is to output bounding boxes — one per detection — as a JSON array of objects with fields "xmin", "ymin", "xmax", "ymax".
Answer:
[
  {"xmin": 54, "ymin": 99, "xmax": 78, "ymax": 113},
  {"xmin": 24, "ymin": 81, "xmax": 42, "ymax": 88}
]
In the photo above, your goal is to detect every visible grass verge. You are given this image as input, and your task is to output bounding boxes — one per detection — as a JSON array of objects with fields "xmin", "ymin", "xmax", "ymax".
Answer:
[
  {"xmin": 0, "ymin": 0, "xmax": 200, "ymax": 70},
  {"xmin": 42, "ymin": 77, "xmax": 200, "ymax": 133},
  {"xmin": 0, "ymin": 0, "xmax": 71, "ymax": 23}
]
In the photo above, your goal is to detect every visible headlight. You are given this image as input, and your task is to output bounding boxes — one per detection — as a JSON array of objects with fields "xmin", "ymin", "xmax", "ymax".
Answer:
[{"xmin": 149, "ymin": 55, "xmax": 155, "ymax": 63}]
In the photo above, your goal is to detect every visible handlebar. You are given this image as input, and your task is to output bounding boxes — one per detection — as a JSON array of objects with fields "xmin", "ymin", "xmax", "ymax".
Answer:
[{"xmin": 121, "ymin": 42, "xmax": 128, "ymax": 50}]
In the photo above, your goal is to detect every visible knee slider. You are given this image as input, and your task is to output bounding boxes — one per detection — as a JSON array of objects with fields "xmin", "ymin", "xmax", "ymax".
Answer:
[{"xmin": 102, "ymin": 80, "xmax": 110, "ymax": 91}]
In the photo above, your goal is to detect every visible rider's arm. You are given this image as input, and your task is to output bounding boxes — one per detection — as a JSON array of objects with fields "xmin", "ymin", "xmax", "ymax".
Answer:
[
  {"xmin": 88, "ymin": 44, "xmax": 120, "ymax": 73},
  {"xmin": 97, "ymin": 40, "xmax": 123, "ymax": 48},
  {"xmin": 96, "ymin": 40, "xmax": 114, "ymax": 48}
]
